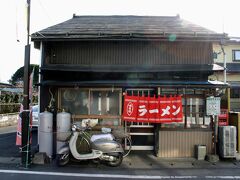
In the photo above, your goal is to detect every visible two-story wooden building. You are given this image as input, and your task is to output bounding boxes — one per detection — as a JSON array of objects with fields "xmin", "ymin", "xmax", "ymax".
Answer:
[
  {"xmin": 212, "ymin": 38, "xmax": 240, "ymax": 112},
  {"xmin": 32, "ymin": 15, "xmax": 228, "ymax": 158}
]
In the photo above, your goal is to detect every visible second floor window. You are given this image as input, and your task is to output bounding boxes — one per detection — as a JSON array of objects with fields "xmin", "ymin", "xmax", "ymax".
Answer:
[
  {"xmin": 230, "ymin": 88, "xmax": 240, "ymax": 98},
  {"xmin": 232, "ymin": 50, "xmax": 240, "ymax": 61}
]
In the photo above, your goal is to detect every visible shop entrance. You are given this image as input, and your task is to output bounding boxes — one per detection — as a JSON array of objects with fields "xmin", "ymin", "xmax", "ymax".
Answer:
[{"xmin": 125, "ymin": 88, "xmax": 156, "ymax": 150}]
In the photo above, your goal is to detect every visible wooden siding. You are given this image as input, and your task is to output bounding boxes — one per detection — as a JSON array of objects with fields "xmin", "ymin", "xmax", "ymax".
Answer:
[
  {"xmin": 229, "ymin": 113, "xmax": 240, "ymax": 153},
  {"xmin": 156, "ymin": 130, "xmax": 213, "ymax": 158},
  {"xmin": 46, "ymin": 41, "xmax": 213, "ymax": 65}
]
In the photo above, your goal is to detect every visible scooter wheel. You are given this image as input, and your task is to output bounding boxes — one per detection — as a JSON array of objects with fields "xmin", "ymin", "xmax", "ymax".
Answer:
[
  {"xmin": 92, "ymin": 158, "xmax": 100, "ymax": 164},
  {"xmin": 107, "ymin": 153, "xmax": 123, "ymax": 167},
  {"xmin": 56, "ymin": 153, "xmax": 69, "ymax": 167}
]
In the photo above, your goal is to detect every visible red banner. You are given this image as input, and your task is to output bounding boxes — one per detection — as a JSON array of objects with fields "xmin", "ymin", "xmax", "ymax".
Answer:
[
  {"xmin": 122, "ymin": 95, "xmax": 138, "ymax": 122},
  {"xmin": 123, "ymin": 95, "xmax": 183, "ymax": 123},
  {"xmin": 148, "ymin": 96, "xmax": 158, "ymax": 123},
  {"xmin": 137, "ymin": 96, "xmax": 149, "ymax": 122}
]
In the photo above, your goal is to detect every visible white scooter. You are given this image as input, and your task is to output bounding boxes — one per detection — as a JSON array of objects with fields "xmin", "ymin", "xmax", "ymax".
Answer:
[{"xmin": 56, "ymin": 123, "xmax": 124, "ymax": 167}]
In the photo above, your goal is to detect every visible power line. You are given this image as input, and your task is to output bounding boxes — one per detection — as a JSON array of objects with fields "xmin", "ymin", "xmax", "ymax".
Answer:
[
  {"xmin": 36, "ymin": 0, "xmax": 54, "ymax": 24},
  {"xmin": 15, "ymin": 4, "xmax": 19, "ymax": 42}
]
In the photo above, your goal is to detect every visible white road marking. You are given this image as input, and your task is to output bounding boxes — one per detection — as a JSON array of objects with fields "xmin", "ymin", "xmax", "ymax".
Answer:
[
  {"xmin": 0, "ymin": 169, "xmax": 197, "ymax": 179},
  {"xmin": 206, "ymin": 176, "xmax": 240, "ymax": 179},
  {"xmin": 0, "ymin": 169, "xmax": 240, "ymax": 179}
]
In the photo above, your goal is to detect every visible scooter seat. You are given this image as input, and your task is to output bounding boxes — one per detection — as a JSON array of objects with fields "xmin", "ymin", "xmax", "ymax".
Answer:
[{"xmin": 90, "ymin": 133, "xmax": 114, "ymax": 142}]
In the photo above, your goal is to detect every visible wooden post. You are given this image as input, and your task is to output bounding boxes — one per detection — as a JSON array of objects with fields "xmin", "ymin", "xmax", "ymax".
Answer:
[{"xmin": 227, "ymin": 88, "xmax": 231, "ymax": 111}]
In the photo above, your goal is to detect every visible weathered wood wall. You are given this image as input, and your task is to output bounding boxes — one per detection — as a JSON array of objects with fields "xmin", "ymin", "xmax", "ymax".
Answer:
[
  {"xmin": 45, "ymin": 41, "xmax": 213, "ymax": 65},
  {"xmin": 156, "ymin": 130, "xmax": 213, "ymax": 158}
]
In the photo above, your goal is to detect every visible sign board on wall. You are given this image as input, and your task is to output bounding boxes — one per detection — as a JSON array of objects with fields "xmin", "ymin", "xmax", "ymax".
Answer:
[{"xmin": 206, "ymin": 96, "xmax": 221, "ymax": 116}]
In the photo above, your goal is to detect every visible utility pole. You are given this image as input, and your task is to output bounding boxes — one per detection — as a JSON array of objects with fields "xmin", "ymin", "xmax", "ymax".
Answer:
[{"xmin": 21, "ymin": 0, "xmax": 31, "ymax": 168}]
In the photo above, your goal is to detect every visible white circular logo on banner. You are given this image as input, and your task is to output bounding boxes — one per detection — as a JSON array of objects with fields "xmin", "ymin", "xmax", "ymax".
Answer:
[{"xmin": 127, "ymin": 102, "xmax": 134, "ymax": 116}]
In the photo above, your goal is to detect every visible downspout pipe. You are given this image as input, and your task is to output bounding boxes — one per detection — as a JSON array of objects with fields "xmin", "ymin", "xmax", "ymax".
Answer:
[{"xmin": 220, "ymin": 41, "xmax": 227, "ymax": 84}]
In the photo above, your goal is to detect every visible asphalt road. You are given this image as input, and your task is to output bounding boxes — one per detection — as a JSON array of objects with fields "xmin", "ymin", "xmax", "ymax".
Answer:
[
  {"xmin": 0, "ymin": 126, "xmax": 38, "ymax": 158},
  {"xmin": 0, "ymin": 126, "xmax": 21, "ymax": 158}
]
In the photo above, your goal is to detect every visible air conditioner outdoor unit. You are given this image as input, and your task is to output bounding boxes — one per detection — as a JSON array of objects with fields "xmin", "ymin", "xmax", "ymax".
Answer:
[{"xmin": 218, "ymin": 126, "xmax": 236, "ymax": 158}]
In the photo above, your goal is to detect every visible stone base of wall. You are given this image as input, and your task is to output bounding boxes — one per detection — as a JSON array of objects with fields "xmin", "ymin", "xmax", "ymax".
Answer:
[{"xmin": 0, "ymin": 114, "xmax": 18, "ymax": 127}]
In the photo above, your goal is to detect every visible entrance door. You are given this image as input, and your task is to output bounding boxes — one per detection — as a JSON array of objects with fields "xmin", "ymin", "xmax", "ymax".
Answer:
[{"xmin": 125, "ymin": 88, "xmax": 156, "ymax": 150}]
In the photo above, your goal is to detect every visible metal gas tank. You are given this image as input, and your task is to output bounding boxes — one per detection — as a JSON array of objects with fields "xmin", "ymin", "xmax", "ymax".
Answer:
[
  {"xmin": 39, "ymin": 110, "xmax": 53, "ymax": 133},
  {"xmin": 57, "ymin": 110, "xmax": 71, "ymax": 141},
  {"xmin": 39, "ymin": 110, "xmax": 53, "ymax": 158},
  {"xmin": 91, "ymin": 140, "xmax": 123, "ymax": 153}
]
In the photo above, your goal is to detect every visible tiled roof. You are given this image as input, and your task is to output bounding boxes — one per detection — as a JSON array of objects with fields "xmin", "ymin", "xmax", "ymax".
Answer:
[
  {"xmin": 31, "ymin": 15, "xmax": 226, "ymax": 41},
  {"xmin": 0, "ymin": 83, "xmax": 13, "ymax": 88}
]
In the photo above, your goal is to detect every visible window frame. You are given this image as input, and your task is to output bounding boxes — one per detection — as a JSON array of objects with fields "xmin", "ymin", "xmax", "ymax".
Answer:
[
  {"xmin": 230, "ymin": 87, "xmax": 240, "ymax": 98},
  {"xmin": 159, "ymin": 87, "xmax": 211, "ymax": 129},
  {"xmin": 232, "ymin": 50, "xmax": 240, "ymax": 61},
  {"xmin": 58, "ymin": 88, "xmax": 122, "ymax": 120}
]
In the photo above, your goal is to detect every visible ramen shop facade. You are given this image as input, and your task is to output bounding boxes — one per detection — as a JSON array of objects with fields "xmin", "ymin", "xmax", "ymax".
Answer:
[{"xmin": 32, "ymin": 15, "xmax": 227, "ymax": 158}]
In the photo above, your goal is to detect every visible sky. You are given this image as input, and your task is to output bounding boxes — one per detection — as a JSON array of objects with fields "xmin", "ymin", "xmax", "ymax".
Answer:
[{"xmin": 0, "ymin": 0, "xmax": 240, "ymax": 83}]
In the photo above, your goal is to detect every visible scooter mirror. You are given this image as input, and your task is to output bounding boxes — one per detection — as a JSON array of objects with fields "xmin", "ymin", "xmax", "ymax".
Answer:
[{"xmin": 72, "ymin": 124, "xmax": 77, "ymax": 131}]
